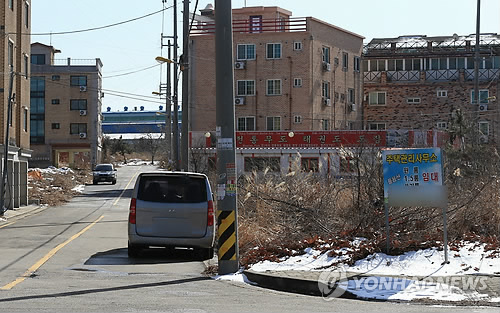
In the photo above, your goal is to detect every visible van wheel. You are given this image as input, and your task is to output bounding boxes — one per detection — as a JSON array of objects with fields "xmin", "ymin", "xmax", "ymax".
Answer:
[
  {"xmin": 93, "ymin": 180, "xmax": 98, "ymax": 185},
  {"xmin": 196, "ymin": 247, "xmax": 214, "ymax": 261},
  {"xmin": 112, "ymin": 179, "xmax": 117, "ymax": 185},
  {"xmin": 128, "ymin": 243, "xmax": 141, "ymax": 258}
]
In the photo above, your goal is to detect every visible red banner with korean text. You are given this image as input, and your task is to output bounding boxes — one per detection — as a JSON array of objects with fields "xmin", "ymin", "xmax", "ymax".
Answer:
[{"xmin": 235, "ymin": 131, "xmax": 386, "ymax": 148}]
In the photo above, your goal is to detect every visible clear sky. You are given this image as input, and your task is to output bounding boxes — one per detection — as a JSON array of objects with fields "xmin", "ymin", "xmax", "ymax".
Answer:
[{"xmin": 31, "ymin": 0, "xmax": 500, "ymax": 112}]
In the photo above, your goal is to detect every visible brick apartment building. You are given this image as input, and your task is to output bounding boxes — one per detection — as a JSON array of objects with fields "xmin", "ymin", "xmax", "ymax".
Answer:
[
  {"xmin": 363, "ymin": 34, "xmax": 500, "ymax": 145},
  {"xmin": 0, "ymin": 0, "xmax": 32, "ymax": 210},
  {"xmin": 189, "ymin": 5, "xmax": 364, "ymax": 133},
  {"xmin": 30, "ymin": 43, "xmax": 103, "ymax": 169}
]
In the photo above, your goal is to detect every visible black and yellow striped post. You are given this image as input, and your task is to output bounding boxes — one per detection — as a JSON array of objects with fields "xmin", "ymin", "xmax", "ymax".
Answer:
[{"xmin": 217, "ymin": 210, "xmax": 237, "ymax": 263}]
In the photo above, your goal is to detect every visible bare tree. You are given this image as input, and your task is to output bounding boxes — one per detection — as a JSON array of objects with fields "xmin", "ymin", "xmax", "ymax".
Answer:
[{"xmin": 135, "ymin": 133, "xmax": 165, "ymax": 165}]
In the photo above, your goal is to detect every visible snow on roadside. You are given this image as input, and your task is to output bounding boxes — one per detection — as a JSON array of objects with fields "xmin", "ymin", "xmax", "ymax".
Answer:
[
  {"xmin": 214, "ymin": 272, "xmax": 254, "ymax": 284},
  {"xmin": 248, "ymin": 241, "xmax": 500, "ymax": 303},
  {"xmin": 249, "ymin": 242, "xmax": 500, "ymax": 276}
]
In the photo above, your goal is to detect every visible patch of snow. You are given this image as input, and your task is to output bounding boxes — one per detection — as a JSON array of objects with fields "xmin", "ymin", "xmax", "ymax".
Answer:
[
  {"xmin": 338, "ymin": 276, "xmax": 489, "ymax": 302},
  {"xmin": 71, "ymin": 185, "xmax": 85, "ymax": 193},
  {"xmin": 214, "ymin": 272, "xmax": 253, "ymax": 284}
]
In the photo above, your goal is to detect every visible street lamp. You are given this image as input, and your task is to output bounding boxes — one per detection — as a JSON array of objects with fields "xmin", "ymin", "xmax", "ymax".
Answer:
[{"xmin": 156, "ymin": 55, "xmax": 180, "ymax": 170}]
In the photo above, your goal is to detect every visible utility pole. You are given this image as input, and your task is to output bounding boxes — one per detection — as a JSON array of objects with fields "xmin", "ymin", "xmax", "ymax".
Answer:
[
  {"xmin": 0, "ymin": 67, "xmax": 15, "ymax": 215},
  {"xmin": 215, "ymin": 0, "xmax": 239, "ymax": 275},
  {"xmin": 166, "ymin": 40, "xmax": 173, "ymax": 160},
  {"xmin": 181, "ymin": 0, "xmax": 190, "ymax": 171},
  {"xmin": 172, "ymin": 0, "xmax": 180, "ymax": 171},
  {"xmin": 474, "ymin": 0, "xmax": 481, "ymax": 124}
]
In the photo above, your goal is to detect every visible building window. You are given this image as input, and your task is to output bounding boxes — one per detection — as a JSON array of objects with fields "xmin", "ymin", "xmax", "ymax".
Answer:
[
  {"xmin": 31, "ymin": 54, "xmax": 46, "ymax": 65},
  {"xmin": 8, "ymin": 41, "xmax": 14, "ymax": 68},
  {"xmin": 237, "ymin": 80, "xmax": 255, "ymax": 96},
  {"xmin": 244, "ymin": 157, "xmax": 280, "ymax": 172},
  {"xmin": 348, "ymin": 89, "xmax": 355, "ymax": 103},
  {"xmin": 52, "ymin": 123, "xmax": 60, "ymax": 130},
  {"xmin": 354, "ymin": 56, "xmax": 361, "ymax": 72},
  {"xmin": 479, "ymin": 121, "xmax": 489, "ymax": 136},
  {"xmin": 293, "ymin": 78, "xmax": 302, "ymax": 87},
  {"xmin": 407, "ymin": 97, "xmax": 421, "ymax": 104},
  {"xmin": 437, "ymin": 90, "xmax": 448, "ymax": 98},
  {"xmin": 237, "ymin": 116, "xmax": 255, "ymax": 131},
  {"xmin": 368, "ymin": 123, "xmax": 386, "ymax": 130},
  {"xmin": 436, "ymin": 122, "xmax": 448, "ymax": 130},
  {"xmin": 321, "ymin": 119, "xmax": 330, "ymax": 130},
  {"xmin": 342, "ymin": 52, "xmax": 348, "ymax": 70},
  {"xmin": 369, "ymin": 59, "xmax": 386, "ymax": 72},
  {"xmin": 30, "ymin": 77, "xmax": 46, "ymax": 144},
  {"xmin": 368, "ymin": 92, "xmax": 386, "ymax": 105},
  {"xmin": 23, "ymin": 108, "xmax": 28, "ymax": 132},
  {"xmin": 322, "ymin": 46, "xmax": 330, "ymax": 64},
  {"xmin": 471, "ymin": 89, "xmax": 489, "ymax": 104},
  {"xmin": 267, "ymin": 79, "xmax": 282, "ymax": 95},
  {"xmin": 70, "ymin": 99, "xmax": 88, "ymax": 110},
  {"xmin": 266, "ymin": 43, "xmax": 281, "ymax": 59},
  {"xmin": 301, "ymin": 158, "xmax": 319, "ymax": 172},
  {"xmin": 70, "ymin": 75, "xmax": 87, "ymax": 87},
  {"xmin": 25, "ymin": 2, "xmax": 29, "ymax": 28},
  {"xmin": 266, "ymin": 116, "xmax": 281, "ymax": 131},
  {"xmin": 9, "ymin": 0, "xmax": 13, "ymax": 10},
  {"xmin": 24, "ymin": 54, "xmax": 29, "ymax": 78},
  {"xmin": 70, "ymin": 123, "xmax": 87, "ymax": 135},
  {"xmin": 293, "ymin": 41, "xmax": 302, "ymax": 51},
  {"xmin": 294, "ymin": 115, "xmax": 302, "ymax": 124},
  {"xmin": 388, "ymin": 59, "xmax": 404, "ymax": 71},
  {"xmin": 406, "ymin": 59, "xmax": 421, "ymax": 71},
  {"xmin": 52, "ymin": 75, "xmax": 60, "ymax": 81},
  {"xmin": 51, "ymin": 99, "xmax": 60, "ymax": 105},
  {"xmin": 321, "ymin": 81, "xmax": 330, "ymax": 99},
  {"xmin": 237, "ymin": 44, "xmax": 256, "ymax": 60}
]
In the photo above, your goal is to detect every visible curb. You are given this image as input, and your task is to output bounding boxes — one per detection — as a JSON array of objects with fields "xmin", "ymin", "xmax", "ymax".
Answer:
[{"xmin": 243, "ymin": 270, "xmax": 357, "ymax": 299}]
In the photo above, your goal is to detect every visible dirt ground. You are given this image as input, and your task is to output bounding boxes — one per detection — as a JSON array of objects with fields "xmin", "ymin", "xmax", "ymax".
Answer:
[{"xmin": 28, "ymin": 168, "xmax": 92, "ymax": 206}]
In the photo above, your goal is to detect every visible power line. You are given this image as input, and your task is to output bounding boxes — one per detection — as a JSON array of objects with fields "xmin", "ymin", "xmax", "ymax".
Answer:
[{"xmin": 14, "ymin": 6, "xmax": 173, "ymax": 36}]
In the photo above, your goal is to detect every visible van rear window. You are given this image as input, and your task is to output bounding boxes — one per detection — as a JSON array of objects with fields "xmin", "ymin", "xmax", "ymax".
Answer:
[{"xmin": 137, "ymin": 175, "xmax": 207, "ymax": 203}]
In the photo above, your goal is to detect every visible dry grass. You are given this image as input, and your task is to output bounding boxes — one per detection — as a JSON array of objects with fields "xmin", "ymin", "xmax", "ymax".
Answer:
[{"xmin": 235, "ymin": 147, "xmax": 500, "ymax": 267}]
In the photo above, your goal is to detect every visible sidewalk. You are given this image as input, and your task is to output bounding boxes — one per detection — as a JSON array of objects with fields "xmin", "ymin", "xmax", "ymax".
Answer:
[
  {"xmin": 0, "ymin": 204, "xmax": 46, "ymax": 223},
  {"xmin": 243, "ymin": 269, "xmax": 500, "ymax": 305}
]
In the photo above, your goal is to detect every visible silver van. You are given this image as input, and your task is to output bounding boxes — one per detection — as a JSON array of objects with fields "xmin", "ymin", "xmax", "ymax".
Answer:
[{"xmin": 128, "ymin": 171, "xmax": 215, "ymax": 259}]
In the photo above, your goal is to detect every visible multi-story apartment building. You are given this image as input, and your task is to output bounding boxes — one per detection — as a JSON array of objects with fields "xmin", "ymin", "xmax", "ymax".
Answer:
[
  {"xmin": 189, "ymin": 6, "xmax": 364, "ymax": 133},
  {"xmin": 30, "ymin": 43, "xmax": 103, "ymax": 169},
  {"xmin": 363, "ymin": 34, "xmax": 500, "ymax": 144},
  {"xmin": 0, "ymin": 0, "xmax": 32, "ymax": 210}
]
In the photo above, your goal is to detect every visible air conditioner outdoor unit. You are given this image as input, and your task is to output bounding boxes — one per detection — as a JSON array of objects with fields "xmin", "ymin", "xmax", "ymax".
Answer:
[
  {"xmin": 350, "ymin": 103, "xmax": 357, "ymax": 112},
  {"xmin": 79, "ymin": 86, "xmax": 87, "ymax": 92},
  {"xmin": 234, "ymin": 97, "xmax": 245, "ymax": 105},
  {"xmin": 479, "ymin": 104, "xmax": 488, "ymax": 112},
  {"xmin": 323, "ymin": 98, "xmax": 331, "ymax": 106},
  {"xmin": 322, "ymin": 62, "xmax": 331, "ymax": 72},
  {"xmin": 480, "ymin": 135, "xmax": 488, "ymax": 144},
  {"xmin": 79, "ymin": 109, "xmax": 87, "ymax": 116},
  {"xmin": 234, "ymin": 61, "xmax": 246, "ymax": 69},
  {"xmin": 79, "ymin": 132, "xmax": 87, "ymax": 139}
]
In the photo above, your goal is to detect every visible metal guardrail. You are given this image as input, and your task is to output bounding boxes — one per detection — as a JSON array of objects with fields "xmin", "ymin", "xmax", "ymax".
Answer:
[
  {"xmin": 191, "ymin": 17, "xmax": 307, "ymax": 35},
  {"xmin": 52, "ymin": 58, "xmax": 100, "ymax": 66}
]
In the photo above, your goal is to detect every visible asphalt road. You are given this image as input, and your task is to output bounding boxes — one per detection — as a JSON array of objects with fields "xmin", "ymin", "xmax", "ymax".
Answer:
[{"xmin": 0, "ymin": 164, "xmax": 496, "ymax": 312}]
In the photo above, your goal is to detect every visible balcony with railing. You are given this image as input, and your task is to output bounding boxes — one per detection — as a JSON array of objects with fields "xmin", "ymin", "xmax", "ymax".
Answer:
[{"xmin": 190, "ymin": 17, "xmax": 308, "ymax": 35}]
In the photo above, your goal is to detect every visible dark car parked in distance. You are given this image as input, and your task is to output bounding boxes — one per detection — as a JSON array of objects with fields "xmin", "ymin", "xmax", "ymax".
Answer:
[{"xmin": 92, "ymin": 164, "xmax": 117, "ymax": 185}]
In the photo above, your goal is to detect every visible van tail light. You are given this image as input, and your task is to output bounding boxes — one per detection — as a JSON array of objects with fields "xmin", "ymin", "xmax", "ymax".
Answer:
[
  {"xmin": 129, "ymin": 198, "xmax": 137, "ymax": 224},
  {"xmin": 207, "ymin": 200, "xmax": 214, "ymax": 227}
]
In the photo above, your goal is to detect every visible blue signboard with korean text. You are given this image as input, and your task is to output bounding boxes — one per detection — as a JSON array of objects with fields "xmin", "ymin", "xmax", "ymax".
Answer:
[{"xmin": 382, "ymin": 148, "xmax": 446, "ymax": 207}]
